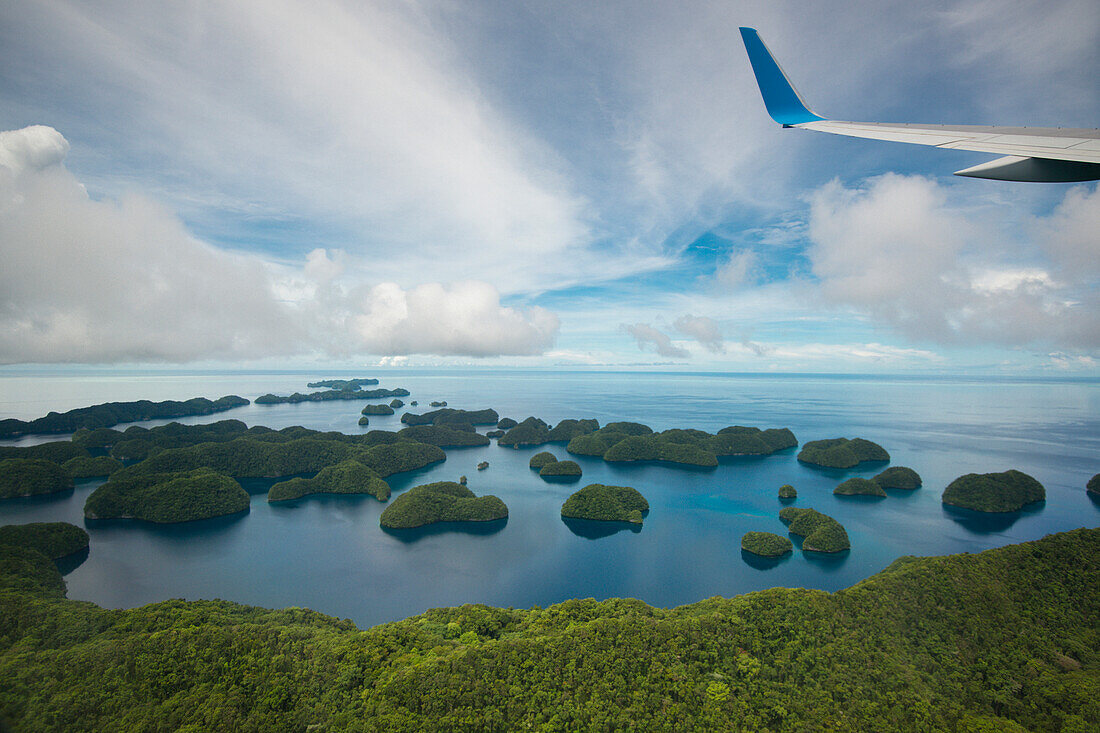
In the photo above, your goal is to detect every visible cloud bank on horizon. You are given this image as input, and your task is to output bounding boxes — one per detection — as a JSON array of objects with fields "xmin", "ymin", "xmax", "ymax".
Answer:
[{"xmin": 0, "ymin": 0, "xmax": 1096, "ymax": 372}]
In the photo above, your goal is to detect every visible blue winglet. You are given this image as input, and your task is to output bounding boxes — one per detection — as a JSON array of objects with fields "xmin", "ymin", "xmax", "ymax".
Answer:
[{"xmin": 739, "ymin": 27, "xmax": 824, "ymax": 126}]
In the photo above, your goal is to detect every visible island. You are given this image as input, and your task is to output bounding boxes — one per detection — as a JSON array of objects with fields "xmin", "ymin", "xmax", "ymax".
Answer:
[
  {"xmin": 0, "ymin": 459, "xmax": 74, "ymax": 499},
  {"xmin": 797, "ymin": 438, "xmax": 890, "ymax": 469},
  {"xmin": 529, "ymin": 452, "xmax": 557, "ymax": 469},
  {"xmin": 779, "ymin": 507, "xmax": 850, "ymax": 553},
  {"xmin": 1087, "ymin": 473, "xmax": 1099, "ymax": 495},
  {"xmin": 389, "ymin": 399, "xmax": 404, "ymax": 408},
  {"xmin": 0, "ymin": 522, "xmax": 89, "ymax": 559},
  {"xmin": 540, "ymin": 460, "xmax": 582, "ymax": 479},
  {"xmin": 497, "ymin": 417, "xmax": 552, "ymax": 447},
  {"xmin": 379, "ymin": 482, "xmax": 507, "ymax": 529},
  {"xmin": 306, "ymin": 378, "xmax": 379, "ymax": 390},
  {"xmin": 396, "ymin": 425, "xmax": 490, "ymax": 448},
  {"xmin": 485, "ymin": 429, "xmax": 505, "ymax": 439},
  {"xmin": 62, "ymin": 456, "xmax": 122, "ymax": 479},
  {"xmin": 477, "ymin": 461, "xmax": 489, "ymax": 471},
  {"xmin": 268, "ymin": 460, "xmax": 390, "ymax": 502},
  {"xmin": 401, "ymin": 408, "xmax": 499, "ymax": 427},
  {"xmin": 496, "ymin": 417, "xmax": 518, "ymax": 430},
  {"xmin": 741, "ymin": 531, "xmax": 793, "ymax": 557},
  {"xmin": 361, "ymin": 404, "xmax": 395, "ymax": 416},
  {"xmin": 778, "ymin": 484, "xmax": 797, "ymax": 500},
  {"xmin": 833, "ymin": 477, "xmax": 887, "ymax": 497},
  {"xmin": 84, "ymin": 468, "xmax": 249, "ymax": 523},
  {"xmin": 255, "ymin": 388, "xmax": 410, "ymax": 404},
  {"xmin": 873, "ymin": 466, "xmax": 922, "ymax": 490},
  {"xmin": 560, "ymin": 484, "xmax": 648, "ymax": 523},
  {"xmin": 429, "ymin": 401, "xmax": 448, "ymax": 407},
  {"xmin": 941, "ymin": 469, "xmax": 1045, "ymax": 513},
  {"xmin": 566, "ymin": 423, "xmax": 796, "ymax": 468},
  {"xmin": 0, "ymin": 395, "xmax": 250, "ymax": 439}
]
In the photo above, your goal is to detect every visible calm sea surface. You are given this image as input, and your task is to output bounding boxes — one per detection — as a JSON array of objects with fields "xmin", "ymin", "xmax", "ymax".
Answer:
[{"xmin": 1, "ymin": 369, "xmax": 1098, "ymax": 627}]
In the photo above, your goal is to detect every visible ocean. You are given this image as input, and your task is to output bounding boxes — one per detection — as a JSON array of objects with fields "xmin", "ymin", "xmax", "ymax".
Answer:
[{"xmin": 1, "ymin": 369, "xmax": 1097, "ymax": 627}]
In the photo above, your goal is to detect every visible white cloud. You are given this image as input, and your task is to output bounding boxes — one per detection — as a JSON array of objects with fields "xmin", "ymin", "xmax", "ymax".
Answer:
[
  {"xmin": 807, "ymin": 174, "xmax": 1099, "ymax": 350},
  {"xmin": 715, "ymin": 250, "xmax": 759, "ymax": 289},
  {"xmin": 621, "ymin": 323, "xmax": 688, "ymax": 359},
  {"xmin": 0, "ymin": 126, "xmax": 560, "ymax": 363},
  {"xmin": 673, "ymin": 314, "xmax": 725, "ymax": 353}
]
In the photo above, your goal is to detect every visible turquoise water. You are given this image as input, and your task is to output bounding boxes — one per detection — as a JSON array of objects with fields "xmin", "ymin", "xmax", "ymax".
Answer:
[{"xmin": 1, "ymin": 369, "xmax": 1098, "ymax": 627}]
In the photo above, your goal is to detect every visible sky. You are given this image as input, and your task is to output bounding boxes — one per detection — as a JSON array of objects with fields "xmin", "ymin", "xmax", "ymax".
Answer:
[{"xmin": 0, "ymin": 0, "xmax": 1097, "ymax": 375}]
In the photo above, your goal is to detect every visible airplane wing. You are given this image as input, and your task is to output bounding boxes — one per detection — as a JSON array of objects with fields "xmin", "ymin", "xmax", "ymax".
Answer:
[{"xmin": 739, "ymin": 27, "xmax": 1100, "ymax": 182}]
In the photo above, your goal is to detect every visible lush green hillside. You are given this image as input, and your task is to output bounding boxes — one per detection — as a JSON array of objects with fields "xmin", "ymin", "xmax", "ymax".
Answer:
[
  {"xmin": 741, "ymin": 531, "xmax": 793, "ymax": 557},
  {"xmin": 268, "ymin": 460, "xmax": 390, "ymax": 502},
  {"xmin": 874, "ymin": 466, "xmax": 922, "ymax": 490},
  {"xmin": 779, "ymin": 507, "xmax": 850, "ymax": 553},
  {"xmin": 0, "ymin": 441, "xmax": 90, "ymax": 464},
  {"xmin": 62, "ymin": 455, "xmax": 122, "ymax": 479},
  {"xmin": 561, "ymin": 483, "xmax": 648, "ymax": 523},
  {"xmin": 539, "ymin": 460, "xmax": 582, "ymax": 478},
  {"xmin": 0, "ymin": 459, "xmax": 73, "ymax": 499},
  {"xmin": 379, "ymin": 482, "xmax": 507, "ymax": 529},
  {"xmin": 84, "ymin": 469, "xmax": 249, "ymax": 523},
  {"xmin": 0, "ymin": 395, "xmax": 249, "ymax": 439},
  {"xmin": 834, "ymin": 477, "xmax": 887, "ymax": 497},
  {"xmin": 528, "ymin": 451, "xmax": 557, "ymax": 469},
  {"xmin": 942, "ymin": 470, "xmax": 1046, "ymax": 512},
  {"xmin": 778, "ymin": 484, "xmax": 797, "ymax": 500},
  {"xmin": 797, "ymin": 437, "xmax": 890, "ymax": 469},
  {"xmin": 1, "ymin": 529, "xmax": 1097, "ymax": 731},
  {"xmin": 0, "ymin": 522, "xmax": 89, "ymax": 559}
]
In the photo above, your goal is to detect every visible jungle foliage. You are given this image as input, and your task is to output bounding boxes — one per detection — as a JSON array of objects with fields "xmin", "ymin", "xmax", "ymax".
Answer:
[
  {"xmin": 873, "ymin": 466, "xmax": 922, "ymax": 490},
  {"xmin": 833, "ymin": 477, "xmax": 887, "ymax": 497},
  {"xmin": 3, "ymin": 529, "xmax": 1096, "ymax": 731},
  {"xmin": 566, "ymin": 424, "xmax": 796, "ymax": 469},
  {"xmin": 741, "ymin": 531, "xmax": 793, "ymax": 557},
  {"xmin": 0, "ymin": 459, "xmax": 73, "ymax": 499}
]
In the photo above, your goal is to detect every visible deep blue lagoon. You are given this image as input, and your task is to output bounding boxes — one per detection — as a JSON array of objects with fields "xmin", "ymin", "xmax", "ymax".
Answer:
[{"xmin": 1, "ymin": 369, "xmax": 1097, "ymax": 627}]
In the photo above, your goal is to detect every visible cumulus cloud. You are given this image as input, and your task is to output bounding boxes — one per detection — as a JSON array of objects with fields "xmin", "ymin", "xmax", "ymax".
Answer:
[
  {"xmin": 715, "ymin": 250, "xmax": 759, "ymax": 290},
  {"xmin": 673, "ymin": 314, "xmax": 725, "ymax": 353},
  {"xmin": 350, "ymin": 282, "xmax": 558, "ymax": 357},
  {"xmin": 807, "ymin": 174, "xmax": 1099, "ymax": 350},
  {"xmin": 0, "ymin": 126, "xmax": 560, "ymax": 363},
  {"xmin": 621, "ymin": 323, "xmax": 688, "ymax": 359}
]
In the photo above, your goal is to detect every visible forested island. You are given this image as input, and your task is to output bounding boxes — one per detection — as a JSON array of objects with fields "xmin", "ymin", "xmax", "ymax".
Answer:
[
  {"xmin": 0, "ymin": 521, "xmax": 89, "ymax": 559},
  {"xmin": 833, "ymin": 477, "xmax": 886, "ymax": 497},
  {"xmin": 0, "ymin": 459, "xmax": 74, "ymax": 499},
  {"xmin": 497, "ymin": 417, "xmax": 600, "ymax": 447},
  {"xmin": 560, "ymin": 483, "xmax": 648, "ymax": 523},
  {"xmin": 741, "ymin": 531, "xmax": 793, "ymax": 557},
  {"xmin": 84, "ymin": 469, "xmax": 249, "ymax": 523},
  {"xmin": 565, "ymin": 422, "xmax": 796, "ymax": 468},
  {"xmin": 539, "ymin": 460, "xmax": 582, "ymax": 479},
  {"xmin": 778, "ymin": 484, "xmax": 797, "ymax": 501},
  {"xmin": 1087, "ymin": 473, "xmax": 1099, "ymax": 495},
  {"xmin": 379, "ymin": 482, "xmax": 507, "ymax": 529},
  {"xmin": 306, "ymin": 378, "xmax": 379, "ymax": 390},
  {"xmin": 3, "ymin": 528, "xmax": 1095, "ymax": 730},
  {"xmin": 0, "ymin": 395, "xmax": 249, "ymax": 439},
  {"xmin": 529, "ymin": 452, "xmax": 557, "ymax": 469},
  {"xmin": 268, "ymin": 460, "xmax": 390, "ymax": 502},
  {"xmin": 360, "ymin": 404, "xmax": 395, "ymax": 416},
  {"xmin": 396, "ymin": 425, "xmax": 490, "ymax": 448},
  {"xmin": 797, "ymin": 438, "xmax": 889, "ymax": 469},
  {"xmin": 941, "ymin": 470, "xmax": 1046, "ymax": 512},
  {"xmin": 873, "ymin": 466, "xmax": 922, "ymax": 490},
  {"xmin": 779, "ymin": 507, "xmax": 850, "ymax": 553},
  {"xmin": 400, "ymin": 408, "xmax": 499, "ymax": 426},
  {"xmin": 255, "ymin": 388, "xmax": 409, "ymax": 404}
]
